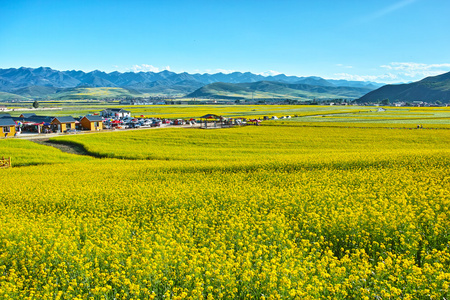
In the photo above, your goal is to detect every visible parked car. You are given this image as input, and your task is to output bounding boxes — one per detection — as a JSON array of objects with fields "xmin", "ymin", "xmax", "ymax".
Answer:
[
  {"xmin": 151, "ymin": 120, "xmax": 162, "ymax": 127},
  {"xmin": 64, "ymin": 129, "xmax": 77, "ymax": 134},
  {"xmin": 128, "ymin": 122, "xmax": 141, "ymax": 128},
  {"xmin": 141, "ymin": 120, "xmax": 152, "ymax": 127}
]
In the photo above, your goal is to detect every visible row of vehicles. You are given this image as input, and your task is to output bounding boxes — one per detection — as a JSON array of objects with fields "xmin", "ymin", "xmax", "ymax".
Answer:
[{"xmin": 102, "ymin": 117, "xmax": 196, "ymax": 129}]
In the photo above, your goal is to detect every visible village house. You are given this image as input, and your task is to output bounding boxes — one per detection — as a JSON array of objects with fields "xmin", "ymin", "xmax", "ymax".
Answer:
[
  {"xmin": 0, "ymin": 118, "xmax": 16, "ymax": 137},
  {"xmin": 101, "ymin": 108, "xmax": 131, "ymax": 118},
  {"xmin": 19, "ymin": 113, "xmax": 37, "ymax": 118},
  {"xmin": 51, "ymin": 116, "xmax": 76, "ymax": 132},
  {"xmin": 14, "ymin": 115, "xmax": 54, "ymax": 133},
  {"xmin": 80, "ymin": 115, "xmax": 103, "ymax": 131}
]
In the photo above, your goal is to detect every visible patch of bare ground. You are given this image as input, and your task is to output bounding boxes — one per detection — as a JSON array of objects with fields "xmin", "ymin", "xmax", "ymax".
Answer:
[{"xmin": 32, "ymin": 139, "xmax": 92, "ymax": 156}]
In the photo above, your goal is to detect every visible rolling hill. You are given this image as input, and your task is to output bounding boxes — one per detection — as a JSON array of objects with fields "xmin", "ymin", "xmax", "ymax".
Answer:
[
  {"xmin": 357, "ymin": 71, "xmax": 450, "ymax": 103},
  {"xmin": 48, "ymin": 87, "xmax": 145, "ymax": 100},
  {"xmin": 187, "ymin": 81, "xmax": 372, "ymax": 101},
  {"xmin": 0, "ymin": 91, "xmax": 29, "ymax": 101}
]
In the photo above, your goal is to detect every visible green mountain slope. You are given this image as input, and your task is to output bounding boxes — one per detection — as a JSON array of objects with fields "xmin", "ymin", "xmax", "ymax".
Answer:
[
  {"xmin": 187, "ymin": 81, "xmax": 371, "ymax": 101},
  {"xmin": 0, "ymin": 91, "xmax": 29, "ymax": 101},
  {"xmin": 48, "ymin": 87, "xmax": 144, "ymax": 100},
  {"xmin": 357, "ymin": 71, "xmax": 450, "ymax": 103},
  {"xmin": 13, "ymin": 86, "xmax": 60, "ymax": 98}
]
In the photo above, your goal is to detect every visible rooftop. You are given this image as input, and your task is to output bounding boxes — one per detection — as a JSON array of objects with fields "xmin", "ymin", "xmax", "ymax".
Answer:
[
  {"xmin": 83, "ymin": 115, "xmax": 103, "ymax": 122},
  {"xmin": 53, "ymin": 116, "xmax": 76, "ymax": 123},
  {"xmin": 0, "ymin": 118, "xmax": 16, "ymax": 126}
]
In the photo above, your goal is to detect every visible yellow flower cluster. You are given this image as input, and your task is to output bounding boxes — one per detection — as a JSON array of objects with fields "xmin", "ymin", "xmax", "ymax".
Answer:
[{"xmin": 0, "ymin": 126, "xmax": 449, "ymax": 299}]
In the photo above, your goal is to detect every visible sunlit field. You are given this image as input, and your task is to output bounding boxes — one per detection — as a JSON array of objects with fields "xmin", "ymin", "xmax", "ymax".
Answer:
[
  {"xmin": 2, "ymin": 104, "xmax": 363, "ymax": 119},
  {"xmin": 4, "ymin": 104, "xmax": 449, "ymax": 129},
  {"xmin": 269, "ymin": 106, "xmax": 450, "ymax": 128},
  {"xmin": 1, "ymin": 124, "xmax": 449, "ymax": 299}
]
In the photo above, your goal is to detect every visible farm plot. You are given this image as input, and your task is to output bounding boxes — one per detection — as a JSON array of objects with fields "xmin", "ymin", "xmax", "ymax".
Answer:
[{"xmin": 0, "ymin": 126, "xmax": 449, "ymax": 299}]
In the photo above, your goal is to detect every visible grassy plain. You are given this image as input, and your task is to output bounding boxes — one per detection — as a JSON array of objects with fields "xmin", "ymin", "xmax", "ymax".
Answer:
[
  {"xmin": 275, "ymin": 107, "xmax": 450, "ymax": 127},
  {"xmin": 1, "ymin": 123, "xmax": 449, "ymax": 299},
  {"xmin": 2, "ymin": 103, "xmax": 362, "ymax": 119}
]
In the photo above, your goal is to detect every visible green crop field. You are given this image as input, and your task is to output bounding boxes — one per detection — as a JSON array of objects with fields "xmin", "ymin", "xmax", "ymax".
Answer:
[{"xmin": 2, "ymin": 104, "xmax": 449, "ymax": 128}]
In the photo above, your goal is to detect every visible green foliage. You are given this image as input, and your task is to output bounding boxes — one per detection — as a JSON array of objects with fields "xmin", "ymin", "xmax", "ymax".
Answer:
[{"xmin": 381, "ymin": 98, "xmax": 390, "ymax": 105}]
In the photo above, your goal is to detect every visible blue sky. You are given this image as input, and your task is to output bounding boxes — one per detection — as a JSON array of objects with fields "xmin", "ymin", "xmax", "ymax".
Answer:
[{"xmin": 1, "ymin": 0, "xmax": 449, "ymax": 83}]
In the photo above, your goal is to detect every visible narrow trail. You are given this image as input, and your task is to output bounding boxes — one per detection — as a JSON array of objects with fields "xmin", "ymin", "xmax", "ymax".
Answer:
[{"xmin": 32, "ymin": 138, "xmax": 94, "ymax": 157}]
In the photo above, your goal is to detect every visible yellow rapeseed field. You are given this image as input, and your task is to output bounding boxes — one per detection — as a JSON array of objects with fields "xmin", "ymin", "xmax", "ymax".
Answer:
[{"xmin": 0, "ymin": 125, "xmax": 449, "ymax": 299}]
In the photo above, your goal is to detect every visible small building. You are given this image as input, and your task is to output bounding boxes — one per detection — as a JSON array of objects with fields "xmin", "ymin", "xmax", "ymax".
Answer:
[
  {"xmin": 0, "ymin": 118, "xmax": 16, "ymax": 137},
  {"xmin": 0, "ymin": 113, "xmax": 12, "ymax": 118},
  {"xmin": 19, "ymin": 113, "xmax": 37, "ymax": 118},
  {"xmin": 80, "ymin": 115, "xmax": 103, "ymax": 131},
  {"xmin": 51, "ymin": 116, "xmax": 76, "ymax": 132},
  {"xmin": 14, "ymin": 116, "xmax": 54, "ymax": 133},
  {"xmin": 101, "ymin": 108, "xmax": 131, "ymax": 118}
]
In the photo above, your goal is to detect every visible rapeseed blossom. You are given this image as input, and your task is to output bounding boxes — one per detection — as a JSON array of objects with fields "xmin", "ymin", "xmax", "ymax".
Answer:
[{"xmin": 0, "ymin": 126, "xmax": 449, "ymax": 299}]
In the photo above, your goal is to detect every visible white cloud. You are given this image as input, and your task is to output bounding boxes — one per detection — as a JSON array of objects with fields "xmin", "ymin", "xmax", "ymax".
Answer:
[
  {"xmin": 257, "ymin": 70, "xmax": 282, "ymax": 76},
  {"xmin": 380, "ymin": 62, "xmax": 450, "ymax": 77},
  {"xmin": 129, "ymin": 64, "xmax": 172, "ymax": 73},
  {"xmin": 215, "ymin": 69, "xmax": 237, "ymax": 74},
  {"xmin": 332, "ymin": 72, "xmax": 398, "ymax": 82},
  {"xmin": 332, "ymin": 62, "xmax": 450, "ymax": 83},
  {"xmin": 366, "ymin": 0, "xmax": 419, "ymax": 22},
  {"xmin": 381, "ymin": 62, "xmax": 450, "ymax": 71},
  {"xmin": 213, "ymin": 69, "xmax": 282, "ymax": 76},
  {"xmin": 336, "ymin": 64, "xmax": 353, "ymax": 69}
]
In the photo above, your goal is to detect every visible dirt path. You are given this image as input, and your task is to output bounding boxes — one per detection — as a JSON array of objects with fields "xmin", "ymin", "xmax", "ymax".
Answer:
[{"xmin": 32, "ymin": 138, "xmax": 93, "ymax": 156}]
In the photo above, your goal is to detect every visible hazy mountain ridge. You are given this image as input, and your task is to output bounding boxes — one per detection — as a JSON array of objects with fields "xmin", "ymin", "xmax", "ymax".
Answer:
[
  {"xmin": 0, "ymin": 66, "xmax": 386, "ymax": 100},
  {"xmin": 0, "ymin": 67, "xmax": 383, "ymax": 89},
  {"xmin": 357, "ymin": 71, "xmax": 450, "ymax": 103}
]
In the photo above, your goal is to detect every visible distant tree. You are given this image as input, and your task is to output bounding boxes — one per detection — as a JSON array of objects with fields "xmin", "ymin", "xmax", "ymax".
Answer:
[
  {"xmin": 381, "ymin": 98, "xmax": 390, "ymax": 106},
  {"xmin": 436, "ymin": 100, "xmax": 442, "ymax": 105},
  {"xmin": 32, "ymin": 100, "xmax": 39, "ymax": 109}
]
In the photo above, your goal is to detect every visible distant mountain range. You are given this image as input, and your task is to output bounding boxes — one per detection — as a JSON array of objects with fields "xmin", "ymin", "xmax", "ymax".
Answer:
[
  {"xmin": 357, "ymin": 71, "xmax": 450, "ymax": 104},
  {"xmin": 0, "ymin": 67, "xmax": 384, "ymax": 101}
]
